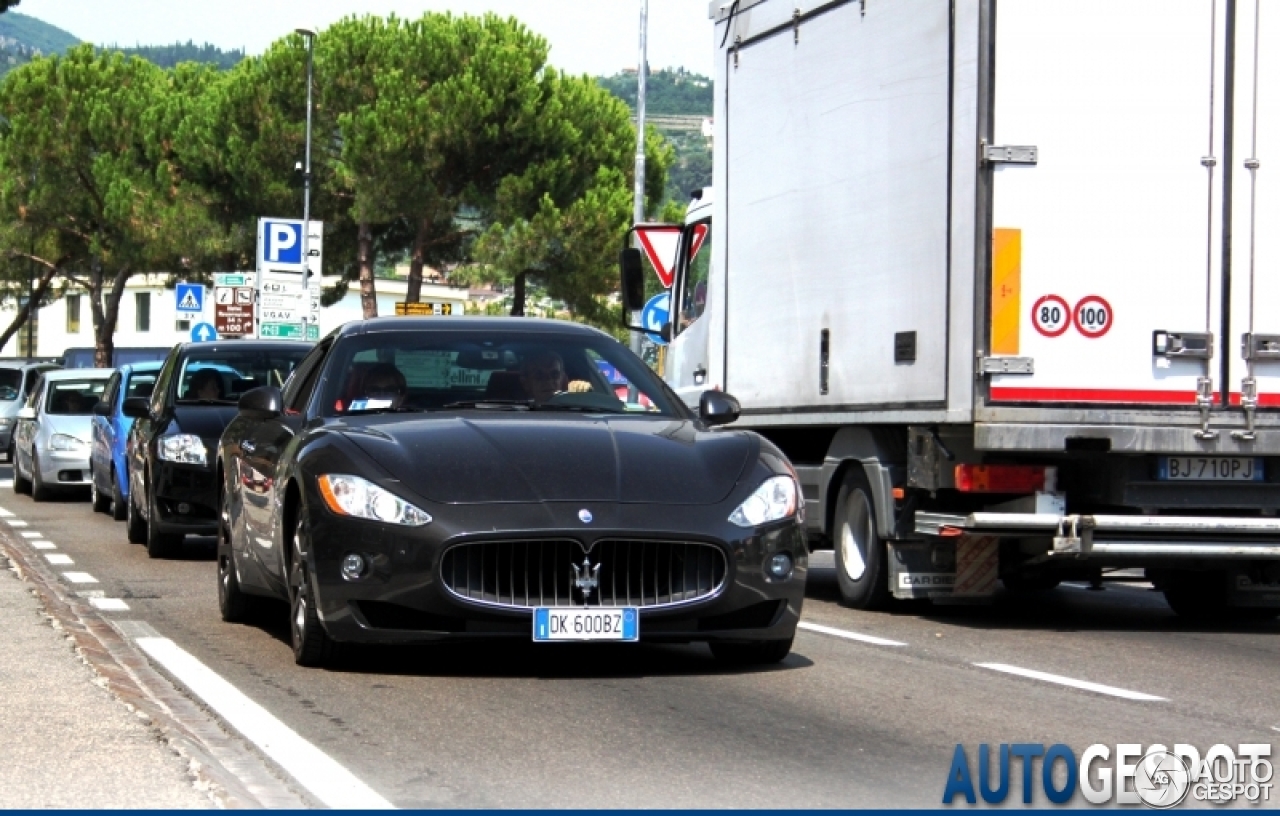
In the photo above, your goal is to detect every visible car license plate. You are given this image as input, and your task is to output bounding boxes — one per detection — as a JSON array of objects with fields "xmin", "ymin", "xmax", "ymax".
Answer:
[
  {"xmin": 532, "ymin": 607, "xmax": 638, "ymax": 642},
  {"xmin": 1156, "ymin": 456, "xmax": 1264, "ymax": 481}
]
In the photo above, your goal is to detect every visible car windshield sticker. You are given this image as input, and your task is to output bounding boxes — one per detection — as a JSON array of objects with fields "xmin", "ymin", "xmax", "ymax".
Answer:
[{"xmin": 348, "ymin": 398, "xmax": 393, "ymax": 411}]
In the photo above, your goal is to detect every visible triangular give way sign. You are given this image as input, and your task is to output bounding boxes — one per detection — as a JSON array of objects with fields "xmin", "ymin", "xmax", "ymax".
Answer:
[{"xmin": 634, "ymin": 224, "xmax": 683, "ymax": 288}]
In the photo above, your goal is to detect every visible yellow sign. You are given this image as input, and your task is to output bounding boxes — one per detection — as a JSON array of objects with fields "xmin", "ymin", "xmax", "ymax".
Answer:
[{"xmin": 395, "ymin": 301, "xmax": 455, "ymax": 316}]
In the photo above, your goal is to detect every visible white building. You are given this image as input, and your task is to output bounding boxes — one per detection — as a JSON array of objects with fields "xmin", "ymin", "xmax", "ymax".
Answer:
[{"xmin": 0, "ymin": 274, "xmax": 472, "ymax": 359}]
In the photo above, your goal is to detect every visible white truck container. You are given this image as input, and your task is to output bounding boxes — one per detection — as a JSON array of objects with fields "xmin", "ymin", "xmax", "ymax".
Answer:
[{"xmin": 632, "ymin": 0, "xmax": 1280, "ymax": 617}]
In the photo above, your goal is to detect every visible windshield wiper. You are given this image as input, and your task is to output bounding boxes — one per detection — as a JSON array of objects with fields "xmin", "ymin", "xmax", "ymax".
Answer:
[
  {"xmin": 441, "ymin": 399, "xmax": 533, "ymax": 411},
  {"xmin": 531, "ymin": 403, "xmax": 629, "ymax": 414},
  {"xmin": 343, "ymin": 405, "xmax": 427, "ymax": 415}
]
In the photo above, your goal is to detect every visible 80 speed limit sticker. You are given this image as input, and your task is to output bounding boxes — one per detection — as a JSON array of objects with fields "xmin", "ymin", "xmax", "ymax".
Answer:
[
  {"xmin": 1073, "ymin": 295, "xmax": 1113, "ymax": 338},
  {"xmin": 1031, "ymin": 295, "xmax": 1071, "ymax": 337}
]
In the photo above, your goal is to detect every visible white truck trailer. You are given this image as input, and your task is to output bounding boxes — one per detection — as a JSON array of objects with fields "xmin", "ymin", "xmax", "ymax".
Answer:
[{"xmin": 623, "ymin": 0, "xmax": 1280, "ymax": 617}]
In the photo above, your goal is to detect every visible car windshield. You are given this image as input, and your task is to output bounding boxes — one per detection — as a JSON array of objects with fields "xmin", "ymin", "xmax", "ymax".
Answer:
[
  {"xmin": 46, "ymin": 379, "xmax": 108, "ymax": 415},
  {"xmin": 126, "ymin": 372, "xmax": 159, "ymax": 401},
  {"xmin": 0, "ymin": 369, "xmax": 21, "ymax": 401},
  {"xmin": 176, "ymin": 349, "xmax": 308, "ymax": 403},
  {"xmin": 322, "ymin": 330, "xmax": 685, "ymax": 418}
]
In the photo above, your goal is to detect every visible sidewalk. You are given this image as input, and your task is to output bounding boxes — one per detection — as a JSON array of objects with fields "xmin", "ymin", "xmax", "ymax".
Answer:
[{"xmin": 0, "ymin": 553, "xmax": 214, "ymax": 809}]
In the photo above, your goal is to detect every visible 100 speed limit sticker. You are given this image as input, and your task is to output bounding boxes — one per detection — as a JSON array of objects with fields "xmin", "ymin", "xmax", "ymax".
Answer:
[{"xmin": 1031, "ymin": 295, "xmax": 1112, "ymax": 339}]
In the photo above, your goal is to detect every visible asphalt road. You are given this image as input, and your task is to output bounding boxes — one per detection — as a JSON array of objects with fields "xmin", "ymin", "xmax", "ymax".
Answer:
[{"xmin": 1, "ymin": 464, "xmax": 1276, "ymax": 808}]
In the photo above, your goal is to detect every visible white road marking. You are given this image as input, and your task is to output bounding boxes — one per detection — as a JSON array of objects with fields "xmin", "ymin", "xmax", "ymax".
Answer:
[
  {"xmin": 975, "ymin": 662, "xmax": 1166, "ymax": 702},
  {"xmin": 798, "ymin": 621, "xmax": 908, "ymax": 647},
  {"xmin": 43, "ymin": 553, "xmax": 73, "ymax": 565},
  {"xmin": 0, "ymin": 481, "xmax": 11, "ymax": 489},
  {"xmin": 61, "ymin": 572, "xmax": 97, "ymax": 584},
  {"xmin": 134, "ymin": 636, "xmax": 394, "ymax": 809},
  {"xmin": 7, "ymin": 520, "xmax": 27, "ymax": 527},
  {"xmin": 19, "ymin": 531, "xmax": 41, "ymax": 538},
  {"xmin": 88, "ymin": 598, "xmax": 129, "ymax": 611},
  {"xmin": 0, "ymin": 506, "xmax": 11, "ymax": 516},
  {"xmin": 31, "ymin": 541, "xmax": 55, "ymax": 550}
]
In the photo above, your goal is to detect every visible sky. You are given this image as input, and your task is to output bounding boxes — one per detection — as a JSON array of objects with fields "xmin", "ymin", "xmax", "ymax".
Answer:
[{"xmin": 17, "ymin": 0, "xmax": 715, "ymax": 77}]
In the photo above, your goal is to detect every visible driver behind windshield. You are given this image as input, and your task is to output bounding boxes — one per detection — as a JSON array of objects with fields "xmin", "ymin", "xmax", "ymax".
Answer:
[
  {"xmin": 518, "ymin": 350, "xmax": 591, "ymax": 405},
  {"xmin": 187, "ymin": 369, "xmax": 223, "ymax": 401},
  {"xmin": 361, "ymin": 363, "xmax": 408, "ymax": 409}
]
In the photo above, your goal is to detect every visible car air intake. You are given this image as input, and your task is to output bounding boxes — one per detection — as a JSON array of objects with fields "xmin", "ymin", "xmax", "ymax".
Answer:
[{"xmin": 440, "ymin": 539, "xmax": 727, "ymax": 610}]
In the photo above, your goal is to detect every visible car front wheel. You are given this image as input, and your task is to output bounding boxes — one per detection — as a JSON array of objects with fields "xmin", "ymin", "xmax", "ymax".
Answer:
[
  {"xmin": 30, "ymin": 455, "xmax": 52, "ymax": 502},
  {"xmin": 145, "ymin": 488, "xmax": 182, "ymax": 558},
  {"xmin": 90, "ymin": 466, "xmax": 111, "ymax": 513},
  {"xmin": 126, "ymin": 482, "xmax": 148, "ymax": 544},
  {"xmin": 12, "ymin": 451, "xmax": 31, "ymax": 495},
  {"xmin": 110, "ymin": 467, "xmax": 127, "ymax": 521},
  {"xmin": 289, "ymin": 516, "xmax": 333, "ymax": 667}
]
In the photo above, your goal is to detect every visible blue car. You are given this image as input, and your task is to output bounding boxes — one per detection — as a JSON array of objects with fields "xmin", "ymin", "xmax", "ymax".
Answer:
[{"xmin": 90, "ymin": 362, "xmax": 162, "ymax": 520}]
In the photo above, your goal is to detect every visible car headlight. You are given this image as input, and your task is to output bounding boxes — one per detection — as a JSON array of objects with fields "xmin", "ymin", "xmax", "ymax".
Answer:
[
  {"xmin": 159, "ymin": 434, "xmax": 207, "ymax": 465},
  {"xmin": 317, "ymin": 474, "xmax": 432, "ymax": 526},
  {"xmin": 50, "ymin": 433, "xmax": 87, "ymax": 452},
  {"xmin": 729, "ymin": 475, "xmax": 799, "ymax": 527}
]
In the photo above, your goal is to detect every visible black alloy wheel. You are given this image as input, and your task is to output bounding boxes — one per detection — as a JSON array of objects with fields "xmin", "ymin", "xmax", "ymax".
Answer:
[
  {"xmin": 145, "ymin": 485, "xmax": 183, "ymax": 558},
  {"xmin": 709, "ymin": 637, "xmax": 794, "ymax": 665},
  {"xmin": 12, "ymin": 450, "xmax": 31, "ymax": 495},
  {"xmin": 30, "ymin": 454, "xmax": 51, "ymax": 502},
  {"xmin": 126, "ymin": 486, "xmax": 147, "ymax": 544},
  {"xmin": 832, "ymin": 469, "xmax": 890, "ymax": 610},
  {"xmin": 217, "ymin": 489, "xmax": 253, "ymax": 622},
  {"xmin": 90, "ymin": 466, "xmax": 111, "ymax": 513},
  {"xmin": 110, "ymin": 467, "xmax": 127, "ymax": 521},
  {"xmin": 289, "ymin": 516, "xmax": 333, "ymax": 667}
]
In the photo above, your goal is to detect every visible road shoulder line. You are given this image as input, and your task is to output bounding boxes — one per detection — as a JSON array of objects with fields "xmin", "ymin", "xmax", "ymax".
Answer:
[
  {"xmin": 975, "ymin": 662, "xmax": 1166, "ymax": 702},
  {"xmin": 798, "ymin": 620, "xmax": 908, "ymax": 647}
]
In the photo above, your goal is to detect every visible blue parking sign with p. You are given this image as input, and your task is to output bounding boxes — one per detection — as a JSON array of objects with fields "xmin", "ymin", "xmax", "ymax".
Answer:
[{"xmin": 264, "ymin": 220, "xmax": 302, "ymax": 264}]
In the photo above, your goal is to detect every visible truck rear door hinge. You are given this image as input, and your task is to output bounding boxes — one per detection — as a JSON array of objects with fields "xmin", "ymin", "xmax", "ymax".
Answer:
[
  {"xmin": 978, "ymin": 356, "xmax": 1034, "ymax": 376},
  {"xmin": 983, "ymin": 144, "xmax": 1039, "ymax": 165}
]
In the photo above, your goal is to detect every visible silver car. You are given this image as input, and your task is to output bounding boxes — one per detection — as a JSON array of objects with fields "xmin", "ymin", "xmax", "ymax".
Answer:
[
  {"xmin": 0, "ymin": 361, "xmax": 61, "ymax": 461},
  {"xmin": 13, "ymin": 369, "xmax": 112, "ymax": 501}
]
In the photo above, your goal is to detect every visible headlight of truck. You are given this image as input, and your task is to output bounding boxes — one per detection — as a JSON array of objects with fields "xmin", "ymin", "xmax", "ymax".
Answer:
[
  {"xmin": 729, "ymin": 475, "xmax": 799, "ymax": 527},
  {"xmin": 318, "ymin": 474, "xmax": 432, "ymax": 526},
  {"xmin": 159, "ymin": 434, "xmax": 207, "ymax": 465},
  {"xmin": 50, "ymin": 433, "xmax": 87, "ymax": 452}
]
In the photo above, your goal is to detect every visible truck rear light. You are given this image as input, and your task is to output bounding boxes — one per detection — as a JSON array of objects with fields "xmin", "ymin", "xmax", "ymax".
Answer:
[{"xmin": 954, "ymin": 464, "xmax": 1055, "ymax": 493}]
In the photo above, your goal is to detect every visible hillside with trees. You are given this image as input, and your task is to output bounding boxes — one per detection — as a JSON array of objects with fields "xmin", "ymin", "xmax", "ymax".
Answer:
[{"xmin": 115, "ymin": 41, "xmax": 245, "ymax": 70}]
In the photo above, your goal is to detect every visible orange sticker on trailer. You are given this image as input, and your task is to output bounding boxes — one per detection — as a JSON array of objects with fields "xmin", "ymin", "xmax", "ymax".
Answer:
[{"xmin": 990, "ymin": 229, "xmax": 1021, "ymax": 355}]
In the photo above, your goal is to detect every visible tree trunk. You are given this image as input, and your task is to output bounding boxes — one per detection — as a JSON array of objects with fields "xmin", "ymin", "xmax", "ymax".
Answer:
[
  {"xmin": 88, "ymin": 262, "xmax": 131, "ymax": 368},
  {"xmin": 357, "ymin": 221, "xmax": 377, "ymax": 319},
  {"xmin": 509, "ymin": 271, "xmax": 526, "ymax": 317},
  {"xmin": 0, "ymin": 266, "xmax": 57, "ymax": 352},
  {"xmin": 406, "ymin": 216, "xmax": 429, "ymax": 304}
]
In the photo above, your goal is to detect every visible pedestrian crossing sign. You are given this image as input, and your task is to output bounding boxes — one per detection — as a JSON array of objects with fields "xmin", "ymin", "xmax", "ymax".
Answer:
[{"xmin": 176, "ymin": 283, "xmax": 204, "ymax": 314}]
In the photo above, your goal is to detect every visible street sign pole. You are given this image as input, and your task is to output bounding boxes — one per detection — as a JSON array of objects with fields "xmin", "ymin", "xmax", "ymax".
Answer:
[
  {"xmin": 630, "ymin": 0, "xmax": 649, "ymax": 397},
  {"xmin": 299, "ymin": 28, "xmax": 316, "ymax": 341}
]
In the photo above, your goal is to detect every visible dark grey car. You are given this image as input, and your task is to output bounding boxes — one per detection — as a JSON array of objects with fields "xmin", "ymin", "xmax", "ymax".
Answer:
[{"xmin": 0, "ymin": 361, "xmax": 62, "ymax": 462}]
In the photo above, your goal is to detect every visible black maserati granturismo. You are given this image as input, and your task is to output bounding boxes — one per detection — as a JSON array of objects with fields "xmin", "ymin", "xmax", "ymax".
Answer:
[{"xmin": 216, "ymin": 317, "xmax": 806, "ymax": 667}]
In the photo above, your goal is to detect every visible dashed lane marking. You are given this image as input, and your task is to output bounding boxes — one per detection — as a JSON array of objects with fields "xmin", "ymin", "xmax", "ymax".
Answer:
[
  {"xmin": 43, "ymin": 553, "xmax": 73, "ymax": 565},
  {"xmin": 61, "ymin": 572, "xmax": 97, "ymax": 584},
  {"xmin": 975, "ymin": 662, "xmax": 1166, "ymax": 702},
  {"xmin": 798, "ymin": 621, "xmax": 908, "ymax": 647},
  {"xmin": 7, "ymin": 520, "xmax": 27, "ymax": 527},
  {"xmin": 88, "ymin": 598, "xmax": 130, "ymax": 612},
  {"xmin": 31, "ymin": 541, "xmax": 55, "ymax": 550},
  {"xmin": 133, "ymin": 635, "xmax": 395, "ymax": 809},
  {"xmin": 0, "ymin": 506, "xmax": 12, "ymax": 516},
  {"xmin": 19, "ymin": 531, "xmax": 40, "ymax": 538}
]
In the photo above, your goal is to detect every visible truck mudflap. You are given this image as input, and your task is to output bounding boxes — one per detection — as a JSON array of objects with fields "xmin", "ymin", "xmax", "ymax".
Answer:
[{"xmin": 914, "ymin": 512, "xmax": 1280, "ymax": 558}]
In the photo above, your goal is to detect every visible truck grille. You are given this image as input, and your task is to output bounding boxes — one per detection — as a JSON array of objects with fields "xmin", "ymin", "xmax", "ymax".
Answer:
[{"xmin": 440, "ymin": 539, "xmax": 727, "ymax": 610}]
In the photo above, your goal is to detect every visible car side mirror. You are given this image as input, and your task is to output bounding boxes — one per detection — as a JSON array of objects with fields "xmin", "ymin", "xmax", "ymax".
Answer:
[
  {"xmin": 121, "ymin": 397, "xmax": 151, "ymax": 419},
  {"xmin": 16, "ymin": 406, "xmax": 34, "ymax": 420},
  {"xmin": 92, "ymin": 400, "xmax": 112, "ymax": 416},
  {"xmin": 238, "ymin": 386, "xmax": 283, "ymax": 417},
  {"xmin": 698, "ymin": 390, "xmax": 740, "ymax": 426},
  {"xmin": 619, "ymin": 247, "xmax": 645, "ymax": 313}
]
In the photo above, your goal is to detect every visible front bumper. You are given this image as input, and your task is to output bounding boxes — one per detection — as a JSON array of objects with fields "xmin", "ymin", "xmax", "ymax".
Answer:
[
  {"xmin": 36, "ymin": 447, "xmax": 90, "ymax": 485},
  {"xmin": 152, "ymin": 459, "xmax": 218, "ymax": 536},
  {"xmin": 303, "ymin": 503, "xmax": 808, "ymax": 646}
]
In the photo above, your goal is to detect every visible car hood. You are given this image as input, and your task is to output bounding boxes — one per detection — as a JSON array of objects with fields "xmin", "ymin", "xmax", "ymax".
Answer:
[
  {"xmin": 42, "ymin": 414, "xmax": 93, "ymax": 442},
  {"xmin": 338, "ymin": 414, "xmax": 755, "ymax": 505},
  {"xmin": 171, "ymin": 405, "xmax": 240, "ymax": 439}
]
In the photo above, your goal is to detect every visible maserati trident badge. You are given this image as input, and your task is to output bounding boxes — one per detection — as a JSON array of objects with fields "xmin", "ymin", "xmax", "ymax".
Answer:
[
  {"xmin": 578, "ymin": 509, "xmax": 593, "ymax": 524},
  {"xmin": 572, "ymin": 556, "xmax": 601, "ymax": 601}
]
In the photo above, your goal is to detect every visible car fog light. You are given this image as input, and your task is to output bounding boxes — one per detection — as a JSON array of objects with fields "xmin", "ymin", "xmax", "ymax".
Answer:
[
  {"xmin": 766, "ymin": 552, "xmax": 794, "ymax": 580},
  {"xmin": 341, "ymin": 553, "xmax": 367, "ymax": 580}
]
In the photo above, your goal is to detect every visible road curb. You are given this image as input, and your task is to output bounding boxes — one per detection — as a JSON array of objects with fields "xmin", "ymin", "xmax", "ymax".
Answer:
[{"xmin": 0, "ymin": 527, "xmax": 312, "ymax": 809}]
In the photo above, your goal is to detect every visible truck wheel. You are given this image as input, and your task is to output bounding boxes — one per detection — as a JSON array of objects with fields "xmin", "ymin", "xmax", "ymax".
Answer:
[
  {"xmin": 1162, "ymin": 572, "xmax": 1229, "ymax": 621},
  {"xmin": 833, "ymin": 470, "xmax": 890, "ymax": 610},
  {"xmin": 709, "ymin": 637, "xmax": 793, "ymax": 665}
]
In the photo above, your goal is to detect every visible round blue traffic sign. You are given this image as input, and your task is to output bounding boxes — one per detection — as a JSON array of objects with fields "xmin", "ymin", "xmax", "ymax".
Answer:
[
  {"xmin": 640, "ymin": 292, "xmax": 670, "ymax": 346},
  {"xmin": 191, "ymin": 322, "xmax": 218, "ymax": 342}
]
